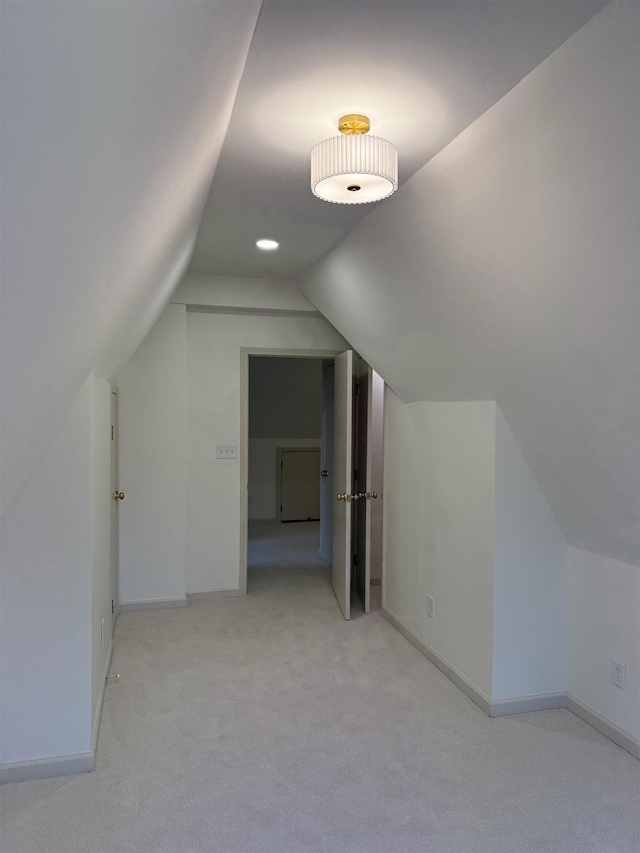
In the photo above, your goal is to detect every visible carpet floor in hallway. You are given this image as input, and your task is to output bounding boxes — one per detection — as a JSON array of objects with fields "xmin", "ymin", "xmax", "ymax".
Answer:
[{"xmin": 1, "ymin": 522, "xmax": 638, "ymax": 853}]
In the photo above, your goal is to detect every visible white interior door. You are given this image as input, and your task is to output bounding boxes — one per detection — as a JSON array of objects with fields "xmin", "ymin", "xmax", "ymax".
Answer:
[
  {"xmin": 319, "ymin": 360, "xmax": 334, "ymax": 563},
  {"xmin": 332, "ymin": 349, "xmax": 353, "ymax": 620},
  {"xmin": 354, "ymin": 360, "xmax": 370, "ymax": 613},
  {"xmin": 110, "ymin": 389, "xmax": 120, "ymax": 628},
  {"xmin": 279, "ymin": 449, "xmax": 321, "ymax": 521}
]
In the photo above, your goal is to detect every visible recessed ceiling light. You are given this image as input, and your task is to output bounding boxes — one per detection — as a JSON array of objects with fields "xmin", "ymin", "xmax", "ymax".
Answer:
[{"xmin": 256, "ymin": 239, "xmax": 279, "ymax": 250}]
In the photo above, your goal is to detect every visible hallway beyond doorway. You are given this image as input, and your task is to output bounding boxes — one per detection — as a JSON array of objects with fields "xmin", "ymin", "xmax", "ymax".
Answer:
[{"xmin": 247, "ymin": 520, "xmax": 377, "ymax": 616}]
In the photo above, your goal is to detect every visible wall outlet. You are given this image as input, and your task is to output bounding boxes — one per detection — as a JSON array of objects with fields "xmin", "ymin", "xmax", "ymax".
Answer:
[
  {"xmin": 216, "ymin": 444, "xmax": 238, "ymax": 459},
  {"xmin": 427, "ymin": 595, "xmax": 435, "ymax": 618},
  {"xmin": 611, "ymin": 660, "xmax": 626, "ymax": 690}
]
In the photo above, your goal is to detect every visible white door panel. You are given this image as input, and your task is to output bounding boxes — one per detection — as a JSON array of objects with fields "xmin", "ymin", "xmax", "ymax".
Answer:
[{"xmin": 332, "ymin": 349, "xmax": 353, "ymax": 620}]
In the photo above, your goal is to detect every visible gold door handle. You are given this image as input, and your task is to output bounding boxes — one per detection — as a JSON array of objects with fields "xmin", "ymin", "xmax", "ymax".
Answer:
[
  {"xmin": 321, "ymin": 470, "xmax": 328, "ymax": 478},
  {"xmin": 113, "ymin": 491, "xmax": 125, "ymax": 501},
  {"xmin": 336, "ymin": 493, "xmax": 352, "ymax": 502},
  {"xmin": 359, "ymin": 491, "xmax": 379, "ymax": 500}
]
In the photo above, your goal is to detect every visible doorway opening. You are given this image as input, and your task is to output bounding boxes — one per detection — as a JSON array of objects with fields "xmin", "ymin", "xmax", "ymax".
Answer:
[
  {"xmin": 246, "ymin": 354, "xmax": 331, "ymax": 601},
  {"xmin": 240, "ymin": 348, "xmax": 384, "ymax": 620}
]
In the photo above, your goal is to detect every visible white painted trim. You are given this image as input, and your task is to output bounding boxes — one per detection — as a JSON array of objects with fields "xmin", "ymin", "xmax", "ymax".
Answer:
[
  {"xmin": 118, "ymin": 597, "xmax": 188, "ymax": 612},
  {"xmin": 239, "ymin": 347, "xmax": 345, "ymax": 597},
  {"xmin": 1, "ymin": 752, "xmax": 95, "ymax": 784},
  {"xmin": 565, "ymin": 694, "xmax": 640, "ymax": 760},
  {"xmin": 92, "ymin": 639, "xmax": 113, "ymax": 757},
  {"xmin": 489, "ymin": 692, "xmax": 565, "ymax": 717},
  {"xmin": 187, "ymin": 588, "xmax": 242, "ymax": 601},
  {"xmin": 383, "ymin": 607, "xmax": 639, "ymax": 760},
  {"xmin": 382, "ymin": 607, "xmax": 493, "ymax": 715},
  {"xmin": 186, "ymin": 305, "xmax": 322, "ymax": 319}
]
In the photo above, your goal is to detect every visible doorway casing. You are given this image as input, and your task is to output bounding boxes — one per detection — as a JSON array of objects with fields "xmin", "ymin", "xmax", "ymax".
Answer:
[{"xmin": 239, "ymin": 347, "xmax": 344, "ymax": 595}]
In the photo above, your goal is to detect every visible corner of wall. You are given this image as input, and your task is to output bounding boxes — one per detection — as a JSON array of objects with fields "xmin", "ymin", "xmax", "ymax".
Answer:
[
  {"xmin": 567, "ymin": 546, "xmax": 640, "ymax": 743},
  {"xmin": 492, "ymin": 406, "xmax": 567, "ymax": 701}
]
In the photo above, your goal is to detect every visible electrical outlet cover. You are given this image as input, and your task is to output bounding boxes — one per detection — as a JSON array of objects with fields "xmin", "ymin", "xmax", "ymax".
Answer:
[{"xmin": 611, "ymin": 660, "xmax": 626, "ymax": 689}]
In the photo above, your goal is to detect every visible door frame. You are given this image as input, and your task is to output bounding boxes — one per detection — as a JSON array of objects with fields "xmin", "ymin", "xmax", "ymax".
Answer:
[{"xmin": 239, "ymin": 347, "xmax": 344, "ymax": 595}]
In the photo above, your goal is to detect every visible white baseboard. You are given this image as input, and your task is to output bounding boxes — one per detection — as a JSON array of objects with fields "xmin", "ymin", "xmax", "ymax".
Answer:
[
  {"xmin": 187, "ymin": 588, "xmax": 242, "ymax": 601},
  {"xmin": 383, "ymin": 607, "xmax": 639, "ymax": 760},
  {"xmin": 489, "ymin": 692, "xmax": 565, "ymax": 716},
  {"xmin": 382, "ymin": 607, "xmax": 492, "ymax": 715},
  {"xmin": 118, "ymin": 596, "xmax": 188, "ymax": 612},
  {"xmin": 565, "ymin": 694, "xmax": 640, "ymax": 760},
  {"xmin": 0, "ymin": 751, "xmax": 95, "ymax": 784}
]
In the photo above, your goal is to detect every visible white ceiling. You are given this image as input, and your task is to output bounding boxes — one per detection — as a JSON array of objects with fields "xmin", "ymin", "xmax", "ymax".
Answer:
[{"xmin": 190, "ymin": 0, "xmax": 607, "ymax": 280}]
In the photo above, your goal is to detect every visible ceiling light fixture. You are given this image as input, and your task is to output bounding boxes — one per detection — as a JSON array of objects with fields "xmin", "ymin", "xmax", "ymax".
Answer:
[
  {"xmin": 256, "ymin": 238, "xmax": 279, "ymax": 250},
  {"xmin": 311, "ymin": 114, "xmax": 398, "ymax": 205}
]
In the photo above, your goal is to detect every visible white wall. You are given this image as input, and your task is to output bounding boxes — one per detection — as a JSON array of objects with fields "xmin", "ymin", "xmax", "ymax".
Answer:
[
  {"xmin": 186, "ymin": 311, "xmax": 347, "ymax": 594},
  {"xmin": 0, "ymin": 1, "xmax": 259, "ymax": 776},
  {"xmin": 301, "ymin": 1, "xmax": 640, "ymax": 568},
  {"xmin": 90, "ymin": 374, "xmax": 113, "ymax": 735},
  {"xmin": 567, "ymin": 548, "xmax": 640, "ymax": 741},
  {"xmin": 1, "ymin": 380, "xmax": 92, "ymax": 765},
  {"xmin": 493, "ymin": 407, "xmax": 567, "ymax": 700},
  {"xmin": 1, "ymin": 1, "xmax": 260, "ymax": 518},
  {"xmin": 249, "ymin": 438, "xmax": 320, "ymax": 520},
  {"xmin": 118, "ymin": 305, "xmax": 187, "ymax": 605},
  {"xmin": 383, "ymin": 394, "xmax": 496, "ymax": 700},
  {"xmin": 173, "ymin": 275, "xmax": 317, "ymax": 313}
]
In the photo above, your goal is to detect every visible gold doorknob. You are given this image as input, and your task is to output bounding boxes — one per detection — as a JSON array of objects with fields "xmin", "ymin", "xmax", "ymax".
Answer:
[
  {"xmin": 321, "ymin": 470, "xmax": 328, "ymax": 478},
  {"xmin": 337, "ymin": 493, "xmax": 351, "ymax": 502},
  {"xmin": 113, "ymin": 491, "xmax": 125, "ymax": 501}
]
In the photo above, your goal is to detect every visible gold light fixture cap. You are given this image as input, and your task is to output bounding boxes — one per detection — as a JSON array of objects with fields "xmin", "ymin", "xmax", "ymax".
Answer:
[{"xmin": 338, "ymin": 114, "xmax": 370, "ymax": 135}]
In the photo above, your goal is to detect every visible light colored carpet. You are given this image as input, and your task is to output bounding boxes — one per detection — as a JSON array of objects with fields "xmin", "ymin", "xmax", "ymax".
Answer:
[{"xmin": 1, "ymin": 521, "xmax": 638, "ymax": 852}]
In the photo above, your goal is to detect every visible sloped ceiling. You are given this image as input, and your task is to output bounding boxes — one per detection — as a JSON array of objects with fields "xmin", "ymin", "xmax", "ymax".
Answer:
[
  {"xmin": 190, "ymin": 0, "xmax": 606, "ymax": 281},
  {"xmin": 301, "ymin": 2, "xmax": 640, "ymax": 566},
  {"xmin": 0, "ymin": 0, "xmax": 260, "ymax": 507}
]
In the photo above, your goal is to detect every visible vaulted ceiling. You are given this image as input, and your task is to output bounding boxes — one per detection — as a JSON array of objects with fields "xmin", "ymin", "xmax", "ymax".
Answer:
[
  {"xmin": 1, "ymin": 0, "xmax": 260, "ymax": 505},
  {"xmin": 2, "ymin": 1, "xmax": 636, "ymax": 567},
  {"xmin": 190, "ymin": 0, "xmax": 607, "ymax": 280}
]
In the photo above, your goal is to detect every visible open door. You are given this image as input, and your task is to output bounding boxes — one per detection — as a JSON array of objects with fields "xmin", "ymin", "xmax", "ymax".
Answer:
[
  {"xmin": 354, "ymin": 359, "xmax": 370, "ymax": 613},
  {"xmin": 353, "ymin": 362, "xmax": 385, "ymax": 614},
  {"xmin": 110, "ymin": 389, "xmax": 120, "ymax": 628},
  {"xmin": 332, "ymin": 349, "xmax": 354, "ymax": 619},
  {"xmin": 318, "ymin": 360, "xmax": 334, "ymax": 563}
]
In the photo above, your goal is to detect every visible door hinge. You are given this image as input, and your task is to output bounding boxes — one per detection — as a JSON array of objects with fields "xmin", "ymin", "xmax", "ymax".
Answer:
[
  {"xmin": 111, "ymin": 425, "xmax": 114, "ymax": 440},
  {"xmin": 111, "ymin": 599, "xmax": 114, "ymax": 614}
]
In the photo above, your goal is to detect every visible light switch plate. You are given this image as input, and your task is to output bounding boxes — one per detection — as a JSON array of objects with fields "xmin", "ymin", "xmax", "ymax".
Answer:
[{"xmin": 216, "ymin": 444, "xmax": 238, "ymax": 459}]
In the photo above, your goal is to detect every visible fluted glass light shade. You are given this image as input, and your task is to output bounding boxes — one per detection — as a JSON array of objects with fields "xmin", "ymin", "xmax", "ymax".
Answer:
[{"xmin": 311, "ymin": 114, "xmax": 398, "ymax": 204}]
